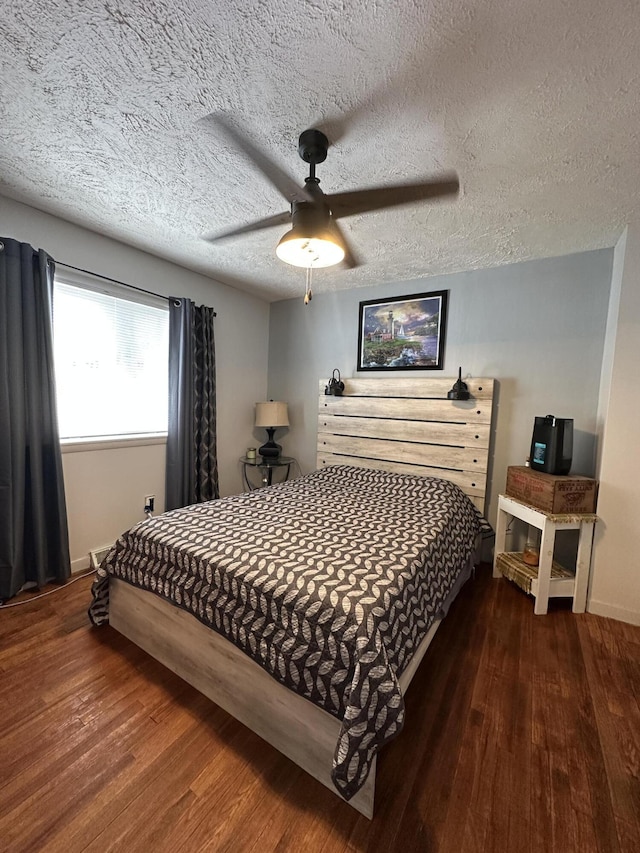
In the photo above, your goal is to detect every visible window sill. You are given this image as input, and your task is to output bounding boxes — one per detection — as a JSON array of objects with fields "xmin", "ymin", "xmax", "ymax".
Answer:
[{"xmin": 60, "ymin": 434, "xmax": 167, "ymax": 453}]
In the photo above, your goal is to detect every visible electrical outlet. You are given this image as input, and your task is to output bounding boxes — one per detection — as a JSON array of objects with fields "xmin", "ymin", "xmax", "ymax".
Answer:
[{"xmin": 144, "ymin": 494, "xmax": 155, "ymax": 513}]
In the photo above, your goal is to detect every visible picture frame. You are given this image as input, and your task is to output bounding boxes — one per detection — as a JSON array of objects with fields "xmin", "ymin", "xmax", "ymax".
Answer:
[{"xmin": 357, "ymin": 290, "xmax": 448, "ymax": 371}]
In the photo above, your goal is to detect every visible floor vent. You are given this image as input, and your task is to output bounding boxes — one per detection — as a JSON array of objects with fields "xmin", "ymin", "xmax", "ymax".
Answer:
[{"xmin": 89, "ymin": 545, "xmax": 114, "ymax": 570}]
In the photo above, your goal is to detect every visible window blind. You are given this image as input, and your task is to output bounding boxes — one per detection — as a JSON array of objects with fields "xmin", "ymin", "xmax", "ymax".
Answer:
[{"xmin": 53, "ymin": 278, "xmax": 169, "ymax": 440}]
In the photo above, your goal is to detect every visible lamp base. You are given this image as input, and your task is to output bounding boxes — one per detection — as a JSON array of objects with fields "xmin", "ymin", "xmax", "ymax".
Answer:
[{"xmin": 259, "ymin": 427, "xmax": 282, "ymax": 459}]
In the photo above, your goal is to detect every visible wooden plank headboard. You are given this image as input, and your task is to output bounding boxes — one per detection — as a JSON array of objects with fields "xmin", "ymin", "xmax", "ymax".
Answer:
[{"xmin": 317, "ymin": 376, "xmax": 494, "ymax": 513}]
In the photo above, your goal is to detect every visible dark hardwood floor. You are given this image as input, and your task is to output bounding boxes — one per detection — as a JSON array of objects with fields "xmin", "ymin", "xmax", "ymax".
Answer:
[{"xmin": 1, "ymin": 565, "xmax": 639, "ymax": 852}]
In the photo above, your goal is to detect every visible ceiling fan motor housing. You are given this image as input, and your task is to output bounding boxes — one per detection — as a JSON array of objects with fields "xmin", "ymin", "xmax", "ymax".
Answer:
[{"xmin": 291, "ymin": 200, "xmax": 330, "ymax": 231}]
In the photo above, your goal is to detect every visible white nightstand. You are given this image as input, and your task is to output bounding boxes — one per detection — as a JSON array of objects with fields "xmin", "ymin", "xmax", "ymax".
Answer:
[{"xmin": 493, "ymin": 493, "xmax": 597, "ymax": 615}]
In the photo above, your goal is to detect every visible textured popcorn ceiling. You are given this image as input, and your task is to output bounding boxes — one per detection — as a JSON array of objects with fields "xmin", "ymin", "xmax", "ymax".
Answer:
[{"xmin": 1, "ymin": 0, "xmax": 638, "ymax": 301}]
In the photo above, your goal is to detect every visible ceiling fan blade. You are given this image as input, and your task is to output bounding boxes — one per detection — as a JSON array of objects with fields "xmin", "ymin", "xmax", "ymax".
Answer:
[
  {"xmin": 202, "ymin": 114, "xmax": 312, "ymax": 205},
  {"xmin": 203, "ymin": 211, "xmax": 291, "ymax": 242},
  {"xmin": 329, "ymin": 220, "xmax": 361, "ymax": 269},
  {"xmin": 326, "ymin": 175, "xmax": 460, "ymax": 220}
]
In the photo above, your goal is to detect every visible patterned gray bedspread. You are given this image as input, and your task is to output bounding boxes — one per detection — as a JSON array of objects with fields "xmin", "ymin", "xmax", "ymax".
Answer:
[{"xmin": 89, "ymin": 465, "xmax": 480, "ymax": 799}]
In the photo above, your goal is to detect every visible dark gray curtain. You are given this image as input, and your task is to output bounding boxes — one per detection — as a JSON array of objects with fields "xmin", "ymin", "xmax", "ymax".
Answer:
[
  {"xmin": 165, "ymin": 298, "xmax": 219, "ymax": 510},
  {"xmin": 0, "ymin": 238, "xmax": 71, "ymax": 601}
]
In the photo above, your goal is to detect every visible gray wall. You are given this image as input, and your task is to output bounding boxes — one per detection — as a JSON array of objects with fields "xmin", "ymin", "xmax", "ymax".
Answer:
[{"xmin": 267, "ymin": 249, "xmax": 613, "ymax": 530}]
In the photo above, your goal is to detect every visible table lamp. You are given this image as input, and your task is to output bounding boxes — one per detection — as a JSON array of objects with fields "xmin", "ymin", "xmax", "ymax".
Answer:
[{"xmin": 255, "ymin": 401, "xmax": 289, "ymax": 459}]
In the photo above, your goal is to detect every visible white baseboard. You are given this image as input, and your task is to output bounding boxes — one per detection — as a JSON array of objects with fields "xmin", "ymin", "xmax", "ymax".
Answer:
[
  {"xmin": 71, "ymin": 556, "xmax": 91, "ymax": 575},
  {"xmin": 587, "ymin": 598, "xmax": 640, "ymax": 626}
]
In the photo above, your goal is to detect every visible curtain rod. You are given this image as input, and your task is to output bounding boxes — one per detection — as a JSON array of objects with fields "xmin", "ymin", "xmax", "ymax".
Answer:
[{"xmin": 56, "ymin": 262, "xmax": 217, "ymax": 315}]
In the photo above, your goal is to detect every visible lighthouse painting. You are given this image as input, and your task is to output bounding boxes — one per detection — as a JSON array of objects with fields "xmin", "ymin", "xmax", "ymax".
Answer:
[{"xmin": 357, "ymin": 290, "xmax": 448, "ymax": 371}]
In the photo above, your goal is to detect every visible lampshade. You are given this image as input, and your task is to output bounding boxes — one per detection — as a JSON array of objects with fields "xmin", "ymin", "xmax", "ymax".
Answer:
[
  {"xmin": 447, "ymin": 367, "xmax": 471, "ymax": 401},
  {"xmin": 275, "ymin": 227, "xmax": 345, "ymax": 269},
  {"xmin": 255, "ymin": 401, "xmax": 289, "ymax": 428}
]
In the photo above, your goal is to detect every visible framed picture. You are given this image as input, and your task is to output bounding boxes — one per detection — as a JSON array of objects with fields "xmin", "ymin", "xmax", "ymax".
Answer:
[{"xmin": 357, "ymin": 290, "xmax": 448, "ymax": 371}]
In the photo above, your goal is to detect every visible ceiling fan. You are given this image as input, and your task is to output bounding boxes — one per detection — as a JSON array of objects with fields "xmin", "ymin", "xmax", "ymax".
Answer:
[{"xmin": 203, "ymin": 116, "xmax": 460, "ymax": 278}]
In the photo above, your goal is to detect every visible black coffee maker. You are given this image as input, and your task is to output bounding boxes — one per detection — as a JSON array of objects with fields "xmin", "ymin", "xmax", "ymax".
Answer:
[{"xmin": 530, "ymin": 415, "xmax": 573, "ymax": 475}]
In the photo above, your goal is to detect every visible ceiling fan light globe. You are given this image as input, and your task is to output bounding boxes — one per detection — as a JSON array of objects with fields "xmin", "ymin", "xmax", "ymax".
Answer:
[{"xmin": 276, "ymin": 229, "xmax": 345, "ymax": 269}]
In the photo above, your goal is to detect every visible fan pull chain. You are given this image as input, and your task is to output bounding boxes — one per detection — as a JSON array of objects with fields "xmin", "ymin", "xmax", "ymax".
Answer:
[{"xmin": 304, "ymin": 267, "xmax": 313, "ymax": 305}]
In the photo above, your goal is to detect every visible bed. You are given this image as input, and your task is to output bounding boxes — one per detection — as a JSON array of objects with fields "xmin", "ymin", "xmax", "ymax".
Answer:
[{"xmin": 89, "ymin": 376, "xmax": 494, "ymax": 818}]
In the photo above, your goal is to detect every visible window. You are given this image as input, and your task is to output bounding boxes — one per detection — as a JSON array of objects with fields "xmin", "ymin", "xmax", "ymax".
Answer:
[{"xmin": 53, "ymin": 269, "xmax": 169, "ymax": 441}]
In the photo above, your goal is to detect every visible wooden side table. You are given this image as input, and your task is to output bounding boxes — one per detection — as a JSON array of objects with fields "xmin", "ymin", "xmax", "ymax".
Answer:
[
  {"xmin": 240, "ymin": 456, "xmax": 295, "ymax": 490},
  {"xmin": 493, "ymin": 493, "xmax": 597, "ymax": 615}
]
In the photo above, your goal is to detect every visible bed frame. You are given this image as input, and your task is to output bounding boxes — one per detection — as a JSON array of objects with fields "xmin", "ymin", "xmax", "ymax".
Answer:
[
  {"xmin": 317, "ymin": 376, "xmax": 494, "ymax": 513},
  {"xmin": 108, "ymin": 376, "xmax": 494, "ymax": 818}
]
